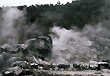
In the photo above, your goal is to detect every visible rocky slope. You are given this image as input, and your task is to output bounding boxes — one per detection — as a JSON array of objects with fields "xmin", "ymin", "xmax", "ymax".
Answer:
[{"xmin": 0, "ymin": 36, "xmax": 110, "ymax": 76}]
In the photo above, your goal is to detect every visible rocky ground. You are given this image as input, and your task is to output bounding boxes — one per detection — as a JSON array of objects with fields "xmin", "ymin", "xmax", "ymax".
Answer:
[
  {"xmin": 1, "ymin": 69, "xmax": 110, "ymax": 76},
  {"xmin": 0, "ymin": 36, "xmax": 110, "ymax": 76},
  {"xmin": 47, "ymin": 70, "xmax": 110, "ymax": 76},
  {"xmin": 31, "ymin": 69, "xmax": 110, "ymax": 76},
  {"xmin": 1, "ymin": 58, "xmax": 110, "ymax": 76}
]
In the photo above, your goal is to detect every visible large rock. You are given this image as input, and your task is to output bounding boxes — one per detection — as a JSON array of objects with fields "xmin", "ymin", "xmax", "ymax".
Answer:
[
  {"xmin": 0, "ymin": 55, "xmax": 4, "ymax": 71},
  {"xmin": 1, "ymin": 52, "xmax": 10, "ymax": 61},
  {"xmin": 0, "ymin": 44, "xmax": 20, "ymax": 54},
  {"xmin": 8, "ymin": 66, "xmax": 22, "ymax": 75},
  {"xmin": 11, "ymin": 61, "xmax": 31, "ymax": 69},
  {"xmin": 2, "ymin": 70, "xmax": 14, "ymax": 76},
  {"xmin": 57, "ymin": 64, "xmax": 70, "ymax": 70},
  {"xmin": 89, "ymin": 61, "xmax": 98, "ymax": 70},
  {"xmin": 7, "ymin": 57, "xmax": 22, "ymax": 67},
  {"xmin": 0, "ymin": 44, "xmax": 11, "ymax": 53},
  {"xmin": 20, "ymin": 36, "xmax": 52, "ymax": 56},
  {"xmin": 11, "ymin": 61, "xmax": 23, "ymax": 67},
  {"xmin": 2, "ymin": 66, "xmax": 22, "ymax": 76}
]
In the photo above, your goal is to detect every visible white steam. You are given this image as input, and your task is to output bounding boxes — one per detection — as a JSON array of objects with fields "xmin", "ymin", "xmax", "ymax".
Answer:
[
  {"xmin": 2, "ymin": 7, "xmax": 23, "ymax": 37},
  {"xmin": 82, "ymin": 23, "xmax": 110, "ymax": 39},
  {"xmin": 50, "ymin": 26, "xmax": 95, "ymax": 64},
  {"xmin": 51, "ymin": 26, "xmax": 92, "ymax": 53},
  {"xmin": 0, "ymin": 7, "xmax": 23, "ymax": 47},
  {"xmin": 50, "ymin": 22, "xmax": 110, "ymax": 64}
]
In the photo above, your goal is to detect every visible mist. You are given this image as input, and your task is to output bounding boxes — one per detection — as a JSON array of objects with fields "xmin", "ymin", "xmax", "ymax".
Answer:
[
  {"xmin": 0, "ymin": 7, "xmax": 23, "ymax": 47},
  {"xmin": 0, "ymin": 7, "xmax": 46, "ymax": 48},
  {"xmin": 50, "ymin": 21, "xmax": 110, "ymax": 64},
  {"xmin": 50, "ymin": 26, "xmax": 97, "ymax": 64},
  {"xmin": 82, "ymin": 23, "xmax": 110, "ymax": 40}
]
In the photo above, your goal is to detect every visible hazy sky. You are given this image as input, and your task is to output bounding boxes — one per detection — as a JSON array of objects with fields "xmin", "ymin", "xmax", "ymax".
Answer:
[{"xmin": 0, "ymin": 0, "xmax": 73, "ymax": 7}]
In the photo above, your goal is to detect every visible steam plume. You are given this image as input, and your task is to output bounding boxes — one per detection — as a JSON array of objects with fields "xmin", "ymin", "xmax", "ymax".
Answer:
[
  {"xmin": 50, "ymin": 26, "xmax": 97, "ymax": 64},
  {"xmin": 50, "ymin": 21, "xmax": 110, "ymax": 64},
  {"xmin": 0, "ymin": 7, "xmax": 23, "ymax": 47}
]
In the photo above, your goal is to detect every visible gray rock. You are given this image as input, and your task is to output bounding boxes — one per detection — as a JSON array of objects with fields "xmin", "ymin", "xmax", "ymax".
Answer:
[
  {"xmin": 1, "ymin": 52, "xmax": 9, "ymax": 60},
  {"xmin": 0, "ymin": 44, "xmax": 21, "ymax": 54},
  {"xmin": 73, "ymin": 64, "xmax": 85, "ymax": 71},
  {"xmin": 20, "ymin": 36, "xmax": 52, "ymax": 56},
  {"xmin": 19, "ymin": 61, "xmax": 30, "ymax": 69},
  {"xmin": 7, "ymin": 57, "xmax": 22, "ymax": 66},
  {"xmin": 0, "ymin": 55, "xmax": 4, "ymax": 71},
  {"xmin": 7, "ymin": 66, "xmax": 22, "ymax": 75},
  {"xmin": 11, "ymin": 61, "xmax": 23, "ymax": 67},
  {"xmin": 30, "ymin": 63, "xmax": 38, "ymax": 69},
  {"xmin": 57, "ymin": 64, "xmax": 70, "ymax": 70},
  {"xmin": 2, "ymin": 66, "xmax": 22, "ymax": 76},
  {"xmin": 0, "ymin": 44, "xmax": 11, "ymax": 53},
  {"xmin": 11, "ymin": 61, "xmax": 30, "ymax": 69},
  {"xmin": 89, "ymin": 61, "xmax": 98, "ymax": 70},
  {"xmin": 2, "ymin": 70, "xmax": 14, "ymax": 76}
]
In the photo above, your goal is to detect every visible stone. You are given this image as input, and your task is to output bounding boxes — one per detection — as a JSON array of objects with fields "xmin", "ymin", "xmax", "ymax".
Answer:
[
  {"xmin": 7, "ymin": 57, "xmax": 22, "ymax": 66},
  {"xmin": 0, "ymin": 54, "xmax": 4, "ymax": 71},
  {"xmin": 22, "ymin": 36, "xmax": 52, "ymax": 56},
  {"xmin": 57, "ymin": 64, "xmax": 70, "ymax": 70},
  {"xmin": 7, "ymin": 66, "xmax": 22, "ymax": 75}
]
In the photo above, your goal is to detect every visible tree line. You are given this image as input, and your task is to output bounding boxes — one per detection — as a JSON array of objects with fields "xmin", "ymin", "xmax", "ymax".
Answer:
[{"xmin": 17, "ymin": 0, "xmax": 106, "ymax": 30}]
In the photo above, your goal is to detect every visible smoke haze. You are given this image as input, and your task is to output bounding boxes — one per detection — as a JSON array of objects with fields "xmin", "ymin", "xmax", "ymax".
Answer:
[
  {"xmin": 50, "ymin": 21, "xmax": 110, "ymax": 64},
  {"xmin": 50, "ymin": 26, "xmax": 98, "ymax": 64},
  {"xmin": 0, "ymin": 7, "xmax": 45, "ymax": 47},
  {"xmin": 0, "ymin": 7, "xmax": 23, "ymax": 46}
]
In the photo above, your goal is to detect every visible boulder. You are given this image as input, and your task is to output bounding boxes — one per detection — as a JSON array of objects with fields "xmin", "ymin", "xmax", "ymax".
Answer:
[
  {"xmin": 1, "ymin": 52, "xmax": 10, "ymax": 60},
  {"xmin": 57, "ymin": 64, "xmax": 70, "ymax": 70},
  {"xmin": 4, "ymin": 66, "xmax": 23, "ymax": 76},
  {"xmin": 18, "ymin": 69, "xmax": 33, "ymax": 75},
  {"xmin": 0, "ymin": 44, "xmax": 11, "ymax": 53},
  {"xmin": 73, "ymin": 63, "xmax": 85, "ymax": 71},
  {"xmin": 0, "ymin": 54, "xmax": 4, "ymax": 71},
  {"xmin": 11, "ymin": 61, "xmax": 23, "ymax": 67},
  {"xmin": 2, "ymin": 70, "xmax": 14, "ymax": 76},
  {"xmin": 89, "ymin": 61, "xmax": 98, "ymax": 70},
  {"xmin": 19, "ymin": 61, "xmax": 31, "ymax": 69},
  {"xmin": 36, "ymin": 36, "xmax": 52, "ymax": 54},
  {"xmin": 43, "ymin": 64, "xmax": 51, "ymax": 70},
  {"xmin": 0, "ymin": 44, "xmax": 18, "ymax": 53},
  {"xmin": 11, "ymin": 61, "xmax": 30, "ymax": 69},
  {"xmin": 30, "ymin": 63, "xmax": 38, "ymax": 69},
  {"xmin": 98, "ymin": 61, "xmax": 108, "ymax": 70},
  {"xmin": 7, "ymin": 57, "xmax": 22, "ymax": 66},
  {"xmin": 20, "ymin": 36, "xmax": 52, "ymax": 56}
]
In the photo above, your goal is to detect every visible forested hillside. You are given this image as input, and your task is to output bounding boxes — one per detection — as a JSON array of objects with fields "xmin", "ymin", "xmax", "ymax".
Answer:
[{"xmin": 17, "ymin": 0, "xmax": 106, "ymax": 29}]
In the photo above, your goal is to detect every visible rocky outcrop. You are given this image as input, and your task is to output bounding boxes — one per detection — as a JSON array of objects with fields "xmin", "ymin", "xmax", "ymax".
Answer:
[
  {"xmin": 0, "ymin": 44, "xmax": 11, "ymax": 53},
  {"xmin": 7, "ymin": 57, "xmax": 22, "ymax": 67},
  {"xmin": 18, "ymin": 36, "xmax": 52, "ymax": 56},
  {"xmin": 0, "ymin": 55, "xmax": 4, "ymax": 71},
  {"xmin": 1, "ymin": 35, "xmax": 110, "ymax": 76},
  {"xmin": 2, "ymin": 66, "xmax": 22, "ymax": 76}
]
